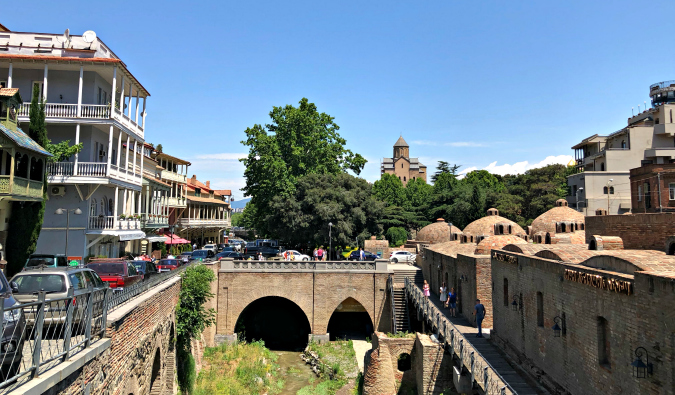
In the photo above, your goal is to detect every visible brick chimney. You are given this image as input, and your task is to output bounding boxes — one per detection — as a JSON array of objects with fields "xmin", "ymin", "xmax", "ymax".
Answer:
[
  {"xmin": 191, "ymin": 175, "xmax": 197, "ymax": 184},
  {"xmin": 206, "ymin": 181, "xmax": 210, "ymax": 188}
]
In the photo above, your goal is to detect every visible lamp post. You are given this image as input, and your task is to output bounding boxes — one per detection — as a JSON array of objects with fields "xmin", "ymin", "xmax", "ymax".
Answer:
[
  {"xmin": 632, "ymin": 347, "xmax": 653, "ymax": 378},
  {"xmin": 55, "ymin": 208, "xmax": 82, "ymax": 257},
  {"xmin": 607, "ymin": 179, "xmax": 614, "ymax": 213},
  {"xmin": 328, "ymin": 222, "xmax": 333, "ymax": 261},
  {"xmin": 576, "ymin": 187, "xmax": 584, "ymax": 213}
]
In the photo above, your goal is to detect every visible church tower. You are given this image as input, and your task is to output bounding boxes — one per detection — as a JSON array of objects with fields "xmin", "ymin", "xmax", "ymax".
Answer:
[{"xmin": 393, "ymin": 136, "xmax": 409, "ymax": 159}]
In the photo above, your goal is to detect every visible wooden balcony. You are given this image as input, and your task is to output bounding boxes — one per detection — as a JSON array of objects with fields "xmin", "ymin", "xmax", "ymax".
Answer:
[
  {"xmin": 178, "ymin": 218, "xmax": 230, "ymax": 228},
  {"xmin": 160, "ymin": 170, "xmax": 187, "ymax": 184},
  {"xmin": 0, "ymin": 175, "xmax": 44, "ymax": 200},
  {"xmin": 167, "ymin": 196, "xmax": 187, "ymax": 207}
]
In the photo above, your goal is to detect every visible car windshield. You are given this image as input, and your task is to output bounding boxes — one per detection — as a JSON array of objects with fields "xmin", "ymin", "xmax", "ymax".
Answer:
[
  {"xmin": 87, "ymin": 263, "xmax": 125, "ymax": 275},
  {"xmin": 192, "ymin": 251, "xmax": 208, "ymax": 258},
  {"xmin": 26, "ymin": 256, "xmax": 56, "ymax": 267},
  {"xmin": 133, "ymin": 262, "xmax": 146, "ymax": 271},
  {"xmin": 13, "ymin": 274, "xmax": 66, "ymax": 293},
  {"xmin": 159, "ymin": 260, "xmax": 179, "ymax": 265}
]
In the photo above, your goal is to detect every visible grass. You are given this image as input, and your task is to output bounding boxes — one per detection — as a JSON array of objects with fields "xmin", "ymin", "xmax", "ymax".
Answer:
[
  {"xmin": 386, "ymin": 331, "xmax": 416, "ymax": 339},
  {"xmin": 192, "ymin": 340, "xmax": 284, "ymax": 395},
  {"xmin": 298, "ymin": 339, "xmax": 360, "ymax": 394}
]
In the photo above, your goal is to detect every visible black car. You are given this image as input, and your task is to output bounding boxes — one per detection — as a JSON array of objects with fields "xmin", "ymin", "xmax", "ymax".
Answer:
[
  {"xmin": 132, "ymin": 261, "xmax": 158, "ymax": 281},
  {"xmin": 191, "ymin": 249, "xmax": 215, "ymax": 261},
  {"xmin": 348, "ymin": 250, "xmax": 378, "ymax": 261},
  {"xmin": 0, "ymin": 272, "xmax": 26, "ymax": 380},
  {"xmin": 216, "ymin": 251, "xmax": 244, "ymax": 260},
  {"xmin": 243, "ymin": 246, "xmax": 279, "ymax": 258},
  {"xmin": 217, "ymin": 244, "xmax": 228, "ymax": 252}
]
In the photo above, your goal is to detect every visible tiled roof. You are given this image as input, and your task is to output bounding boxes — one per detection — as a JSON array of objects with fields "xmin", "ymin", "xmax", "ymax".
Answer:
[
  {"xmin": 426, "ymin": 241, "xmax": 477, "ymax": 258},
  {"xmin": 394, "ymin": 136, "xmax": 409, "ymax": 147},
  {"xmin": 214, "ymin": 189, "xmax": 232, "ymax": 196},
  {"xmin": 475, "ymin": 235, "xmax": 526, "ymax": 255},
  {"xmin": 0, "ymin": 123, "xmax": 51, "ymax": 156},
  {"xmin": 416, "ymin": 219, "xmax": 462, "ymax": 244},
  {"xmin": 186, "ymin": 195, "xmax": 229, "ymax": 205},
  {"xmin": 0, "ymin": 88, "xmax": 19, "ymax": 97},
  {"xmin": 580, "ymin": 250, "xmax": 675, "ymax": 274}
]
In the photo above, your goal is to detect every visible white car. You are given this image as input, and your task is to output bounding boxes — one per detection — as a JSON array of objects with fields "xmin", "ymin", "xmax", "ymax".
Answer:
[
  {"xmin": 203, "ymin": 244, "xmax": 218, "ymax": 253},
  {"xmin": 280, "ymin": 250, "xmax": 310, "ymax": 261},
  {"xmin": 389, "ymin": 251, "xmax": 417, "ymax": 263}
]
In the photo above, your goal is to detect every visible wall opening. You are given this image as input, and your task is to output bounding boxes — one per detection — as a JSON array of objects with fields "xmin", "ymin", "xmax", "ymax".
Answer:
[
  {"xmin": 589, "ymin": 239, "xmax": 597, "ymax": 250},
  {"xmin": 669, "ymin": 242, "xmax": 675, "ymax": 256},
  {"xmin": 597, "ymin": 317, "xmax": 611, "ymax": 368},
  {"xmin": 536, "ymin": 292, "xmax": 544, "ymax": 327},
  {"xmin": 150, "ymin": 348, "xmax": 161, "ymax": 391},
  {"xmin": 397, "ymin": 353, "xmax": 411, "ymax": 371},
  {"xmin": 235, "ymin": 296, "xmax": 311, "ymax": 350},
  {"xmin": 503, "ymin": 278, "xmax": 509, "ymax": 307},
  {"xmin": 327, "ymin": 297, "xmax": 373, "ymax": 340},
  {"xmin": 545, "ymin": 233, "xmax": 551, "ymax": 244}
]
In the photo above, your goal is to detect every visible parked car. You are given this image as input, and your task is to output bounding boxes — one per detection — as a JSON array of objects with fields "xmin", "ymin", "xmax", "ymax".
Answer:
[
  {"xmin": 178, "ymin": 252, "xmax": 193, "ymax": 264},
  {"xmin": 86, "ymin": 260, "xmax": 142, "ymax": 292},
  {"xmin": 191, "ymin": 250, "xmax": 215, "ymax": 262},
  {"xmin": 217, "ymin": 243, "xmax": 228, "ymax": 252},
  {"xmin": 132, "ymin": 260, "xmax": 158, "ymax": 281},
  {"xmin": 216, "ymin": 251, "xmax": 244, "ymax": 260},
  {"xmin": 278, "ymin": 250, "xmax": 310, "ymax": 261},
  {"xmin": 202, "ymin": 244, "xmax": 218, "ymax": 253},
  {"xmin": 348, "ymin": 250, "xmax": 378, "ymax": 261},
  {"xmin": 23, "ymin": 254, "xmax": 69, "ymax": 270},
  {"xmin": 156, "ymin": 259, "xmax": 182, "ymax": 272},
  {"xmin": 341, "ymin": 247, "xmax": 358, "ymax": 260},
  {"xmin": 0, "ymin": 270, "xmax": 26, "ymax": 379},
  {"xmin": 10, "ymin": 267, "xmax": 106, "ymax": 327},
  {"xmin": 243, "ymin": 246, "xmax": 279, "ymax": 258},
  {"xmin": 389, "ymin": 251, "xmax": 417, "ymax": 264}
]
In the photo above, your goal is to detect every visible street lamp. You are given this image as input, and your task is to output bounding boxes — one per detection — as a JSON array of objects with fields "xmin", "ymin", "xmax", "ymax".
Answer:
[
  {"xmin": 328, "ymin": 222, "xmax": 333, "ymax": 261},
  {"xmin": 576, "ymin": 187, "xmax": 584, "ymax": 213},
  {"xmin": 552, "ymin": 316, "xmax": 564, "ymax": 337},
  {"xmin": 55, "ymin": 208, "xmax": 82, "ymax": 257},
  {"xmin": 631, "ymin": 347, "xmax": 653, "ymax": 378}
]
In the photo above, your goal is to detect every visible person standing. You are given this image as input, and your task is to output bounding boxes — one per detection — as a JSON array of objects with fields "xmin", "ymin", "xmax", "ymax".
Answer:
[
  {"xmin": 448, "ymin": 288, "xmax": 457, "ymax": 317},
  {"xmin": 317, "ymin": 246, "xmax": 324, "ymax": 261},
  {"xmin": 337, "ymin": 246, "xmax": 343, "ymax": 260},
  {"xmin": 359, "ymin": 248, "xmax": 365, "ymax": 261},
  {"xmin": 193, "ymin": 242, "xmax": 197, "ymax": 251},
  {"xmin": 474, "ymin": 299, "xmax": 486, "ymax": 338},
  {"xmin": 423, "ymin": 280, "xmax": 430, "ymax": 299},
  {"xmin": 440, "ymin": 282, "xmax": 447, "ymax": 307},
  {"xmin": 313, "ymin": 248, "xmax": 318, "ymax": 261}
]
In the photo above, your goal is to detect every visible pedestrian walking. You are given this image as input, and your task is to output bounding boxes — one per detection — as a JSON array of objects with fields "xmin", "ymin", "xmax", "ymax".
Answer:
[
  {"xmin": 313, "ymin": 248, "xmax": 318, "ymax": 261},
  {"xmin": 448, "ymin": 288, "xmax": 457, "ymax": 317},
  {"xmin": 440, "ymin": 282, "xmax": 447, "ymax": 307},
  {"xmin": 317, "ymin": 246, "xmax": 324, "ymax": 261},
  {"xmin": 423, "ymin": 280, "xmax": 430, "ymax": 299},
  {"xmin": 337, "ymin": 246, "xmax": 343, "ymax": 260},
  {"xmin": 359, "ymin": 248, "xmax": 365, "ymax": 261},
  {"xmin": 474, "ymin": 299, "xmax": 486, "ymax": 338},
  {"xmin": 193, "ymin": 242, "xmax": 197, "ymax": 250}
]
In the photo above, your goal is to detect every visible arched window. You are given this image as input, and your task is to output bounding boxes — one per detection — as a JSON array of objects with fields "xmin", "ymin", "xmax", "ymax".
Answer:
[
  {"xmin": 561, "ymin": 223, "xmax": 567, "ymax": 233},
  {"xmin": 609, "ymin": 186, "xmax": 614, "ymax": 194},
  {"xmin": 397, "ymin": 353, "xmax": 411, "ymax": 371},
  {"xmin": 403, "ymin": 176, "xmax": 406, "ymax": 181},
  {"xmin": 90, "ymin": 198, "xmax": 98, "ymax": 217},
  {"xmin": 603, "ymin": 186, "xmax": 608, "ymax": 194},
  {"xmin": 108, "ymin": 199, "xmax": 114, "ymax": 215},
  {"xmin": 621, "ymin": 140, "xmax": 626, "ymax": 149},
  {"xmin": 15, "ymin": 153, "xmax": 28, "ymax": 179},
  {"xmin": 100, "ymin": 199, "xmax": 106, "ymax": 217},
  {"xmin": 401, "ymin": 163, "xmax": 403, "ymax": 168},
  {"xmin": 600, "ymin": 163, "xmax": 605, "ymax": 171},
  {"xmin": 503, "ymin": 278, "xmax": 509, "ymax": 307},
  {"xmin": 29, "ymin": 157, "xmax": 43, "ymax": 181}
]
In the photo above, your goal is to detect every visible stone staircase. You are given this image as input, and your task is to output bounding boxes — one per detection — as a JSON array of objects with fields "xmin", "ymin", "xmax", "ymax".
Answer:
[
  {"xmin": 148, "ymin": 349, "xmax": 175, "ymax": 395},
  {"xmin": 392, "ymin": 267, "xmax": 424, "ymax": 286},
  {"xmin": 392, "ymin": 288, "xmax": 410, "ymax": 333}
]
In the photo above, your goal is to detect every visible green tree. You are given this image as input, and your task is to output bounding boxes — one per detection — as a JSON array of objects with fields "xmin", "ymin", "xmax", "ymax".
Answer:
[
  {"xmin": 404, "ymin": 177, "xmax": 433, "ymax": 210},
  {"xmin": 6, "ymin": 84, "xmax": 48, "ymax": 276},
  {"xmin": 385, "ymin": 227, "xmax": 408, "ymax": 247},
  {"xmin": 231, "ymin": 212, "xmax": 243, "ymax": 227},
  {"xmin": 372, "ymin": 173, "xmax": 406, "ymax": 207},
  {"xmin": 265, "ymin": 173, "xmax": 383, "ymax": 247},
  {"xmin": 463, "ymin": 170, "xmax": 505, "ymax": 193},
  {"xmin": 431, "ymin": 161, "xmax": 461, "ymax": 183},
  {"xmin": 45, "ymin": 139, "xmax": 82, "ymax": 162},
  {"xmin": 240, "ymin": 98, "xmax": 366, "ymax": 234}
]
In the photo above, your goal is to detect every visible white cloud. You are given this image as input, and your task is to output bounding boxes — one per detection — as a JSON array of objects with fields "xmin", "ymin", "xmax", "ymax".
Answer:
[
  {"xmin": 459, "ymin": 155, "xmax": 574, "ymax": 177},
  {"xmin": 195, "ymin": 153, "xmax": 248, "ymax": 161},
  {"xmin": 412, "ymin": 140, "xmax": 485, "ymax": 147}
]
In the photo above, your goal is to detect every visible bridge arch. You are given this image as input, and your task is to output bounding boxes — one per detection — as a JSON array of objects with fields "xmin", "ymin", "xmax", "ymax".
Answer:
[
  {"xmin": 325, "ymin": 296, "xmax": 374, "ymax": 340},
  {"xmin": 235, "ymin": 296, "xmax": 311, "ymax": 350}
]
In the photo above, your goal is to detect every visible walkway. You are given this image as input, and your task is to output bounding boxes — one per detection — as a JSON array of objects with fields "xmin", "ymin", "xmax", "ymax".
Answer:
[{"xmin": 404, "ymin": 279, "xmax": 545, "ymax": 395}]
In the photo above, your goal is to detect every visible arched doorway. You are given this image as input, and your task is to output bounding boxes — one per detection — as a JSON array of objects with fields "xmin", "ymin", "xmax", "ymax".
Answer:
[
  {"xmin": 235, "ymin": 297, "xmax": 311, "ymax": 350},
  {"xmin": 150, "ymin": 348, "xmax": 161, "ymax": 391},
  {"xmin": 545, "ymin": 233, "xmax": 551, "ymax": 244},
  {"xmin": 327, "ymin": 297, "xmax": 373, "ymax": 340}
]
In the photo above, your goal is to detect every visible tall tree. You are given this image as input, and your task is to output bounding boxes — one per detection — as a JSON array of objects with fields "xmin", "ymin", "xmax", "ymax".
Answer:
[
  {"xmin": 6, "ymin": 85, "xmax": 48, "ymax": 275},
  {"xmin": 372, "ymin": 173, "xmax": 406, "ymax": 207},
  {"xmin": 240, "ymin": 98, "xmax": 366, "ymax": 234},
  {"xmin": 431, "ymin": 161, "xmax": 461, "ymax": 183}
]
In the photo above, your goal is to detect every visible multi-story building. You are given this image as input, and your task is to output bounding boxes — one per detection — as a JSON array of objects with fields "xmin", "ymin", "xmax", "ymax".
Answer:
[
  {"xmin": 179, "ymin": 176, "xmax": 231, "ymax": 246},
  {"xmin": 567, "ymin": 81, "xmax": 675, "ymax": 215},
  {"xmin": 629, "ymin": 162, "xmax": 675, "ymax": 213},
  {"xmin": 0, "ymin": 26, "xmax": 151, "ymax": 258},
  {"xmin": 153, "ymin": 151, "xmax": 190, "ymax": 228},
  {"xmin": 380, "ymin": 136, "xmax": 427, "ymax": 185}
]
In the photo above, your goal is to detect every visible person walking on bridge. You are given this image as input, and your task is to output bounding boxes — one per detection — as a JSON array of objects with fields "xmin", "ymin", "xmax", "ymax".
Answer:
[
  {"xmin": 448, "ymin": 288, "xmax": 457, "ymax": 317},
  {"xmin": 440, "ymin": 282, "xmax": 447, "ymax": 307},
  {"xmin": 474, "ymin": 299, "xmax": 486, "ymax": 338},
  {"xmin": 423, "ymin": 280, "xmax": 430, "ymax": 299}
]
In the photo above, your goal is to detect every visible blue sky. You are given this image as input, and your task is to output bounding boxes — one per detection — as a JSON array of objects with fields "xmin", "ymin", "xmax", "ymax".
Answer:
[{"xmin": 9, "ymin": 1, "xmax": 675, "ymax": 199}]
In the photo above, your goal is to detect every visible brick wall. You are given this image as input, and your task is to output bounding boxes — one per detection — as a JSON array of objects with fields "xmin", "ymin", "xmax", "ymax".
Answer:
[
  {"xmin": 629, "ymin": 164, "xmax": 675, "ymax": 213},
  {"xmin": 490, "ymin": 251, "xmax": 674, "ymax": 395},
  {"xmin": 414, "ymin": 334, "xmax": 453, "ymax": 395},
  {"xmin": 372, "ymin": 332, "xmax": 416, "ymax": 385},
  {"xmin": 585, "ymin": 212, "xmax": 675, "ymax": 250}
]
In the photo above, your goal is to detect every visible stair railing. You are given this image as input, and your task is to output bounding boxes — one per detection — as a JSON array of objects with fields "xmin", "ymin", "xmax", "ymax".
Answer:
[{"xmin": 388, "ymin": 275, "xmax": 398, "ymax": 333}]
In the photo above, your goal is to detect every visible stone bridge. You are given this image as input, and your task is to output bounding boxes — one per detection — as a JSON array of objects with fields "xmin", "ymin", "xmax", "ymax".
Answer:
[{"xmin": 210, "ymin": 258, "xmax": 392, "ymax": 346}]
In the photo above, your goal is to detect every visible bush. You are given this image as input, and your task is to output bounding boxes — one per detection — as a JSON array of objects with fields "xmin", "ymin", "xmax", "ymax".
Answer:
[
  {"xmin": 177, "ymin": 336, "xmax": 196, "ymax": 394},
  {"xmin": 385, "ymin": 227, "xmax": 408, "ymax": 247}
]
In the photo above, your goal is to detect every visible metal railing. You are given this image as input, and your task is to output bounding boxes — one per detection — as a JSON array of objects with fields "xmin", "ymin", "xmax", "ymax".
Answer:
[
  {"xmin": 230, "ymin": 260, "xmax": 376, "ymax": 270},
  {"xmin": 650, "ymin": 80, "xmax": 675, "ymax": 90},
  {"xmin": 405, "ymin": 278, "xmax": 516, "ymax": 395},
  {"xmin": 0, "ymin": 263, "xmax": 191, "ymax": 392},
  {"xmin": 388, "ymin": 276, "xmax": 398, "ymax": 332}
]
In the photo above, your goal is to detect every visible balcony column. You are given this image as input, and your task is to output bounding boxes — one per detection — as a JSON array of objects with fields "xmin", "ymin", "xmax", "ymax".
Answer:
[
  {"xmin": 125, "ymin": 135, "xmax": 130, "ymax": 173},
  {"xmin": 145, "ymin": 186, "xmax": 151, "ymax": 219},
  {"xmin": 132, "ymin": 140, "xmax": 138, "ymax": 177},
  {"xmin": 135, "ymin": 92, "xmax": 140, "ymax": 124},
  {"xmin": 123, "ymin": 189, "xmax": 128, "ymax": 215},
  {"xmin": 7, "ymin": 63, "xmax": 12, "ymax": 88},
  {"xmin": 118, "ymin": 75, "xmax": 125, "ymax": 114},
  {"xmin": 116, "ymin": 131, "xmax": 123, "ymax": 169},
  {"xmin": 142, "ymin": 97, "xmax": 146, "ymax": 128},
  {"xmin": 137, "ymin": 189, "xmax": 142, "ymax": 216},
  {"xmin": 106, "ymin": 126, "xmax": 114, "ymax": 176},
  {"xmin": 113, "ymin": 187, "xmax": 119, "ymax": 227},
  {"xmin": 110, "ymin": 66, "xmax": 117, "ymax": 118},
  {"xmin": 43, "ymin": 64, "xmax": 48, "ymax": 102},
  {"xmin": 127, "ymin": 83, "xmax": 132, "ymax": 117},
  {"xmin": 77, "ymin": 65, "xmax": 83, "ymax": 117},
  {"xmin": 8, "ymin": 149, "xmax": 14, "ymax": 192},
  {"xmin": 139, "ymin": 143, "xmax": 144, "ymax": 178},
  {"xmin": 73, "ymin": 124, "xmax": 81, "ymax": 175}
]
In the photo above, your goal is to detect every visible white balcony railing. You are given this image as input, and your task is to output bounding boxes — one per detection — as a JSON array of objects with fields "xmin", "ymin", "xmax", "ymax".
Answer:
[
  {"xmin": 160, "ymin": 170, "xmax": 187, "ymax": 183},
  {"xmin": 77, "ymin": 162, "xmax": 107, "ymax": 177},
  {"xmin": 88, "ymin": 215, "xmax": 115, "ymax": 230},
  {"xmin": 167, "ymin": 197, "xmax": 187, "ymax": 207},
  {"xmin": 19, "ymin": 103, "xmax": 143, "ymax": 138},
  {"xmin": 141, "ymin": 214, "xmax": 169, "ymax": 227},
  {"xmin": 47, "ymin": 161, "xmax": 142, "ymax": 186},
  {"xmin": 178, "ymin": 218, "xmax": 231, "ymax": 227},
  {"xmin": 46, "ymin": 162, "xmax": 74, "ymax": 176}
]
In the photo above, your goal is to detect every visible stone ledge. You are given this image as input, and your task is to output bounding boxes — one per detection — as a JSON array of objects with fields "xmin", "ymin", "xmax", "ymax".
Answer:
[
  {"xmin": 18, "ymin": 338, "xmax": 111, "ymax": 395},
  {"xmin": 107, "ymin": 276, "xmax": 182, "ymax": 325}
]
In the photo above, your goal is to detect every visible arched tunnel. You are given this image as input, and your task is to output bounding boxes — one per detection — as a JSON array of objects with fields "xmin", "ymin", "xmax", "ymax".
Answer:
[
  {"xmin": 327, "ymin": 297, "xmax": 373, "ymax": 341},
  {"xmin": 235, "ymin": 296, "xmax": 311, "ymax": 351}
]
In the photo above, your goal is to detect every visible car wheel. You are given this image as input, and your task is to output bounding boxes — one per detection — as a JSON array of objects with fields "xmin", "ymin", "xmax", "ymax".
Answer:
[
  {"xmin": 302, "ymin": 258, "xmax": 308, "ymax": 261},
  {"xmin": 392, "ymin": 258, "xmax": 398, "ymax": 263}
]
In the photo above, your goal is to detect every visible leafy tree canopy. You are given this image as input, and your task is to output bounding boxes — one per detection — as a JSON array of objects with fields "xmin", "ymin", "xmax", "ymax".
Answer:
[
  {"xmin": 372, "ymin": 173, "xmax": 405, "ymax": 207},
  {"xmin": 431, "ymin": 161, "xmax": 461, "ymax": 183}
]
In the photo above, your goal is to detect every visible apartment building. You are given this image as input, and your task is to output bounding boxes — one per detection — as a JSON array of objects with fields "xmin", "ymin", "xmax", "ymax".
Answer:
[
  {"xmin": 0, "ymin": 25, "xmax": 151, "ymax": 258},
  {"xmin": 153, "ymin": 151, "xmax": 190, "ymax": 227},
  {"xmin": 567, "ymin": 80, "xmax": 675, "ymax": 215},
  {"xmin": 179, "ymin": 176, "xmax": 231, "ymax": 246}
]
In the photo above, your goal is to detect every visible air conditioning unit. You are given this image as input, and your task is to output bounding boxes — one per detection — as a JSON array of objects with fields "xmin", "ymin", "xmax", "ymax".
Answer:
[
  {"xmin": 50, "ymin": 186, "xmax": 66, "ymax": 197},
  {"xmin": 99, "ymin": 150, "xmax": 106, "ymax": 158}
]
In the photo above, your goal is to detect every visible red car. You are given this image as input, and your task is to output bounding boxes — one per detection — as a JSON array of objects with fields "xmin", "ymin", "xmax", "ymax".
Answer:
[
  {"xmin": 156, "ymin": 259, "xmax": 182, "ymax": 273},
  {"xmin": 87, "ymin": 260, "xmax": 142, "ymax": 292}
]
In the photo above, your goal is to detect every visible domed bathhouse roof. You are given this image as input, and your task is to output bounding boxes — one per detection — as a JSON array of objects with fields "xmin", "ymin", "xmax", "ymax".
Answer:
[
  {"xmin": 474, "ymin": 235, "xmax": 527, "ymax": 255},
  {"xmin": 416, "ymin": 218, "xmax": 463, "ymax": 244},
  {"xmin": 530, "ymin": 199, "xmax": 585, "ymax": 236},
  {"xmin": 462, "ymin": 208, "xmax": 526, "ymax": 239}
]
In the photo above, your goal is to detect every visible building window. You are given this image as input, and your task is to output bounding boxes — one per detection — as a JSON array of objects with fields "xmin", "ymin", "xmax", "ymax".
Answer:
[
  {"xmin": 621, "ymin": 140, "xmax": 626, "ymax": 149},
  {"xmin": 403, "ymin": 176, "xmax": 406, "ymax": 181},
  {"xmin": 401, "ymin": 163, "xmax": 403, "ymax": 168},
  {"xmin": 603, "ymin": 186, "xmax": 608, "ymax": 194},
  {"xmin": 644, "ymin": 182, "xmax": 651, "ymax": 208},
  {"xmin": 90, "ymin": 198, "xmax": 97, "ymax": 217},
  {"xmin": 600, "ymin": 163, "xmax": 605, "ymax": 171},
  {"xmin": 597, "ymin": 317, "xmax": 611, "ymax": 368},
  {"xmin": 195, "ymin": 188, "xmax": 201, "ymax": 197},
  {"xmin": 503, "ymin": 278, "xmax": 509, "ymax": 307},
  {"xmin": 670, "ymin": 183, "xmax": 675, "ymax": 200},
  {"xmin": 609, "ymin": 186, "xmax": 614, "ymax": 194},
  {"xmin": 638, "ymin": 185, "xmax": 642, "ymax": 201},
  {"xmin": 536, "ymin": 292, "xmax": 544, "ymax": 327}
]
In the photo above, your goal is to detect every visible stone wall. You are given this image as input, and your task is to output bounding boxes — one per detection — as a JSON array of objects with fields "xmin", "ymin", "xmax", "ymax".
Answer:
[
  {"xmin": 414, "ymin": 334, "xmax": 454, "ymax": 395},
  {"xmin": 372, "ymin": 332, "xmax": 415, "ymax": 385},
  {"xmin": 490, "ymin": 251, "xmax": 674, "ymax": 395},
  {"xmin": 585, "ymin": 213, "xmax": 675, "ymax": 251}
]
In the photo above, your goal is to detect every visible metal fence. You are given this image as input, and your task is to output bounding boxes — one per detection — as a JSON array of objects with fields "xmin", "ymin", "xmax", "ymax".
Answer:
[
  {"xmin": 404, "ymin": 278, "xmax": 516, "ymax": 395},
  {"xmin": 0, "ymin": 262, "xmax": 191, "ymax": 392}
]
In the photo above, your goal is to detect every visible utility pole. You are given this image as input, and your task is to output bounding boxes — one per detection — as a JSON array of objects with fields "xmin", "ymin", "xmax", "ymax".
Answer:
[{"xmin": 606, "ymin": 179, "xmax": 613, "ymax": 213}]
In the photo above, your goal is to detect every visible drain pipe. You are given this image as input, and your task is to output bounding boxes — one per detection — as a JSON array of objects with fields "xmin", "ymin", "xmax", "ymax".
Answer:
[{"xmin": 658, "ymin": 172, "xmax": 663, "ymax": 213}]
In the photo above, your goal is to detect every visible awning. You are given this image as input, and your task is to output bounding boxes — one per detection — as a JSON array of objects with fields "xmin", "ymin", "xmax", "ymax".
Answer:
[
  {"xmin": 145, "ymin": 235, "xmax": 167, "ymax": 242},
  {"xmin": 86, "ymin": 229, "xmax": 146, "ymax": 241},
  {"xmin": 165, "ymin": 234, "xmax": 191, "ymax": 245},
  {"xmin": 119, "ymin": 231, "xmax": 147, "ymax": 241},
  {"xmin": 619, "ymin": 203, "xmax": 631, "ymax": 209}
]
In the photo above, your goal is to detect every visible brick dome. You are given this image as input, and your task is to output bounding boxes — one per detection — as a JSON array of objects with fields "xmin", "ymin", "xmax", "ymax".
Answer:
[
  {"xmin": 416, "ymin": 218, "xmax": 462, "ymax": 244},
  {"xmin": 474, "ymin": 235, "xmax": 527, "ymax": 255},
  {"xmin": 462, "ymin": 209, "xmax": 526, "ymax": 238},
  {"xmin": 530, "ymin": 205, "xmax": 585, "ymax": 236}
]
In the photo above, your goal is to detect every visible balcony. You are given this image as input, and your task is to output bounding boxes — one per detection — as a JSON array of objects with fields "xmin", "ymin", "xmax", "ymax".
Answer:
[
  {"xmin": 167, "ymin": 196, "xmax": 187, "ymax": 207},
  {"xmin": 0, "ymin": 176, "xmax": 44, "ymax": 200},
  {"xmin": 47, "ymin": 162, "xmax": 142, "ymax": 187},
  {"xmin": 141, "ymin": 214, "xmax": 169, "ymax": 229},
  {"xmin": 88, "ymin": 216, "xmax": 142, "ymax": 231},
  {"xmin": 160, "ymin": 170, "xmax": 187, "ymax": 184},
  {"xmin": 178, "ymin": 218, "xmax": 230, "ymax": 228},
  {"xmin": 17, "ymin": 103, "xmax": 144, "ymax": 139}
]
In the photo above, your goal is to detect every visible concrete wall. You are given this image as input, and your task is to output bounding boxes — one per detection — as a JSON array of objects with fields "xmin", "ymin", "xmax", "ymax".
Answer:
[{"xmin": 585, "ymin": 212, "xmax": 675, "ymax": 251}]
